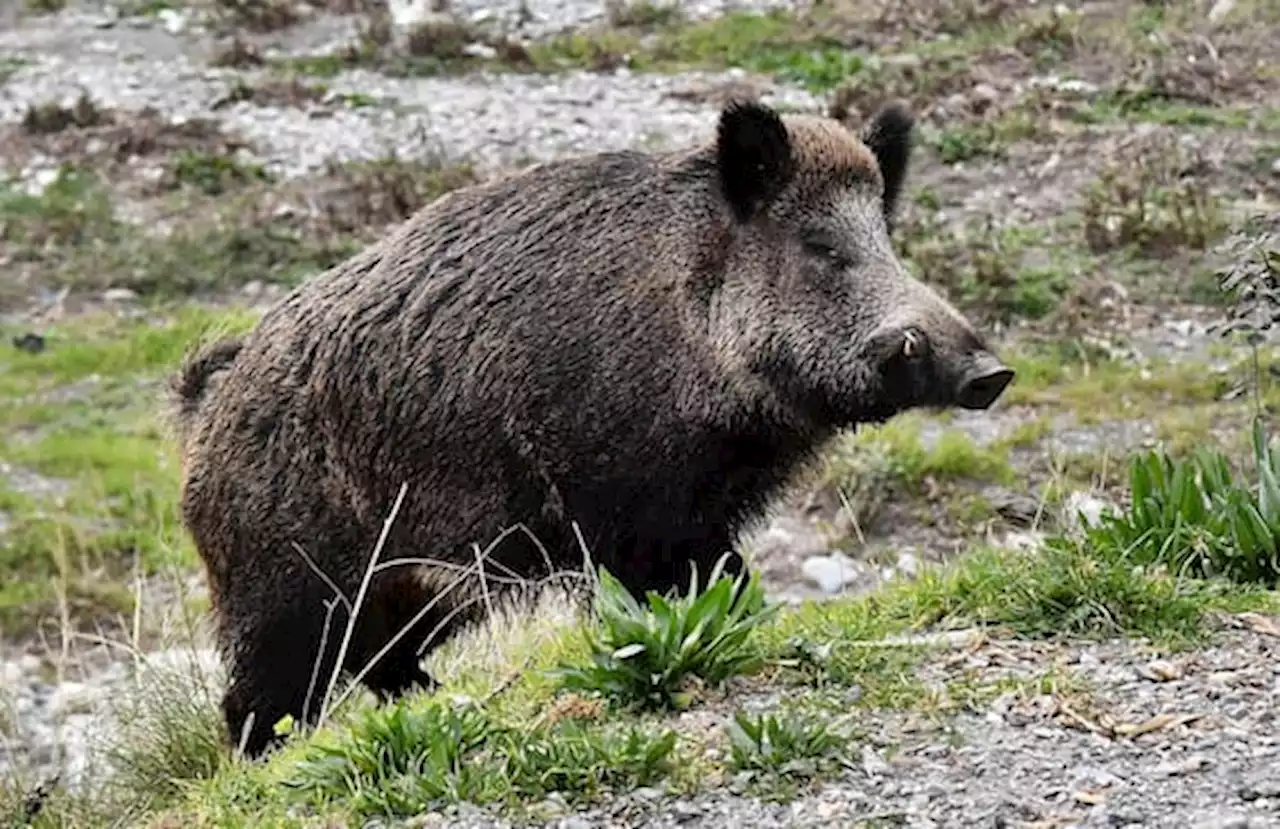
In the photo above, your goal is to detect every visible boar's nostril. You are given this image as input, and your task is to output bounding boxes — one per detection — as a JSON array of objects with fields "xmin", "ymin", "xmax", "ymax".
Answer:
[{"xmin": 955, "ymin": 362, "xmax": 1014, "ymax": 410}]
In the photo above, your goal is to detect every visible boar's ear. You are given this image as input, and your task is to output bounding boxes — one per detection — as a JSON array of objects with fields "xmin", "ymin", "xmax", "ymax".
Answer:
[
  {"xmin": 716, "ymin": 99, "xmax": 795, "ymax": 223},
  {"xmin": 861, "ymin": 100, "xmax": 915, "ymax": 233}
]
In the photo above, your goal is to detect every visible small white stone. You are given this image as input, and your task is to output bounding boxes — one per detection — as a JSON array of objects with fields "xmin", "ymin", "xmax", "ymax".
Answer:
[
  {"xmin": 1062, "ymin": 491, "xmax": 1111, "ymax": 531},
  {"xmin": 102, "ymin": 287, "xmax": 138, "ymax": 303},
  {"xmin": 801, "ymin": 552, "xmax": 862, "ymax": 594}
]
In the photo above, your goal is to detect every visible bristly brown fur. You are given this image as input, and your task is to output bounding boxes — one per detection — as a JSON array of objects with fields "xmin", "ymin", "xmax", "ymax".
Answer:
[
  {"xmin": 171, "ymin": 98, "xmax": 1008, "ymax": 758},
  {"xmin": 166, "ymin": 336, "xmax": 245, "ymax": 446}
]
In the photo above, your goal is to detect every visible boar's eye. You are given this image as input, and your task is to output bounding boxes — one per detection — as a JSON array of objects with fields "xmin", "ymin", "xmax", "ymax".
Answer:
[{"xmin": 802, "ymin": 230, "xmax": 852, "ymax": 268}]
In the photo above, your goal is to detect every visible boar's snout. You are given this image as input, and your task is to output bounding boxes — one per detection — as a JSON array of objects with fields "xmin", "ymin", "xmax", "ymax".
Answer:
[
  {"xmin": 859, "ymin": 317, "xmax": 1015, "ymax": 422},
  {"xmin": 955, "ymin": 353, "xmax": 1015, "ymax": 410}
]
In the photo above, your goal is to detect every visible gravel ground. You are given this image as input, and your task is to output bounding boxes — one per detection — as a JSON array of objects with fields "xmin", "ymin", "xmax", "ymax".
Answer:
[
  {"xmin": 404, "ymin": 620, "xmax": 1280, "ymax": 828},
  {"xmin": 0, "ymin": 5, "xmax": 823, "ymax": 180}
]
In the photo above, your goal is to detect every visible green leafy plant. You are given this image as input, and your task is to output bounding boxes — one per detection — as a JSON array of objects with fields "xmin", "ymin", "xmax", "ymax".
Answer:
[
  {"xmin": 725, "ymin": 710, "xmax": 847, "ymax": 776},
  {"xmin": 167, "ymin": 149, "xmax": 270, "ymax": 196},
  {"xmin": 1085, "ymin": 418, "xmax": 1280, "ymax": 586},
  {"xmin": 499, "ymin": 721, "xmax": 678, "ymax": 801},
  {"xmin": 287, "ymin": 700, "xmax": 497, "ymax": 817},
  {"xmin": 553, "ymin": 553, "xmax": 778, "ymax": 710}
]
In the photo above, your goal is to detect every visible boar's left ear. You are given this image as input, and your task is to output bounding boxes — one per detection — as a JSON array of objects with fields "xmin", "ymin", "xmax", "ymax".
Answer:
[
  {"xmin": 861, "ymin": 100, "xmax": 915, "ymax": 233},
  {"xmin": 716, "ymin": 99, "xmax": 795, "ymax": 224}
]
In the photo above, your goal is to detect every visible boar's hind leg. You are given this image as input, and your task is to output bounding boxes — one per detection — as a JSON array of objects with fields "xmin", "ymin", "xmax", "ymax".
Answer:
[{"xmin": 349, "ymin": 571, "xmax": 451, "ymax": 700}]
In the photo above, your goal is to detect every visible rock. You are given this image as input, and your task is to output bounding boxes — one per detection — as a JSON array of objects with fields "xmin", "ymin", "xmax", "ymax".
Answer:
[
  {"xmin": 157, "ymin": 8, "xmax": 185, "ymax": 34},
  {"xmin": 1240, "ymin": 771, "xmax": 1280, "ymax": 800},
  {"xmin": 1137, "ymin": 659, "xmax": 1185, "ymax": 682},
  {"xmin": 462, "ymin": 42, "xmax": 497, "ymax": 60},
  {"xmin": 1207, "ymin": 0, "xmax": 1236, "ymax": 23},
  {"xmin": 896, "ymin": 550, "xmax": 920, "ymax": 577},
  {"xmin": 988, "ymin": 488, "xmax": 1040, "ymax": 526},
  {"xmin": 861, "ymin": 745, "xmax": 891, "ymax": 777},
  {"xmin": 11, "ymin": 333, "xmax": 45, "ymax": 354},
  {"xmin": 1192, "ymin": 817, "xmax": 1251, "ymax": 829},
  {"xmin": 1062, "ymin": 491, "xmax": 1112, "ymax": 531},
  {"xmin": 801, "ymin": 551, "xmax": 862, "ymax": 594},
  {"xmin": 1151, "ymin": 755, "xmax": 1212, "ymax": 777},
  {"xmin": 102, "ymin": 288, "xmax": 137, "ymax": 303}
]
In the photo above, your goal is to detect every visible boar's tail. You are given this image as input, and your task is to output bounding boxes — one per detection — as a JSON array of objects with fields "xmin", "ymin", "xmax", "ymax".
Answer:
[{"xmin": 167, "ymin": 336, "xmax": 244, "ymax": 445}]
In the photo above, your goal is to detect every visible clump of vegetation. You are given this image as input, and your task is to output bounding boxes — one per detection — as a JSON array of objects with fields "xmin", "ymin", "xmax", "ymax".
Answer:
[
  {"xmin": 553, "ymin": 554, "xmax": 778, "ymax": 710},
  {"xmin": 604, "ymin": 0, "xmax": 683, "ymax": 28},
  {"xmin": 1082, "ymin": 135, "xmax": 1226, "ymax": 257},
  {"xmin": 288, "ymin": 701, "xmax": 496, "ymax": 817},
  {"xmin": 287, "ymin": 698, "xmax": 678, "ymax": 819},
  {"xmin": 209, "ymin": 36, "xmax": 265, "ymax": 69},
  {"xmin": 1087, "ymin": 421, "xmax": 1280, "ymax": 585},
  {"xmin": 211, "ymin": 76, "xmax": 328, "ymax": 110},
  {"xmin": 898, "ymin": 207, "xmax": 1072, "ymax": 324},
  {"xmin": 496, "ymin": 719, "xmax": 678, "ymax": 802},
  {"xmin": 211, "ymin": 0, "xmax": 300, "ymax": 32},
  {"xmin": 24, "ymin": 0, "xmax": 67, "ymax": 13},
  {"xmin": 0, "ymin": 165, "xmax": 120, "ymax": 251},
  {"xmin": 165, "ymin": 149, "xmax": 271, "ymax": 196},
  {"xmin": 92, "ymin": 651, "xmax": 230, "ymax": 815},
  {"xmin": 311, "ymin": 154, "xmax": 478, "ymax": 235},
  {"xmin": 276, "ymin": 10, "xmax": 533, "ymax": 79},
  {"xmin": 725, "ymin": 710, "xmax": 848, "ymax": 776},
  {"xmin": 1070, "ymin": 227, "xmax": 1280, "ymax": 587},
  {"xmin": 22, "ymin": 90, "xmax": 111, "ymax": 135}
]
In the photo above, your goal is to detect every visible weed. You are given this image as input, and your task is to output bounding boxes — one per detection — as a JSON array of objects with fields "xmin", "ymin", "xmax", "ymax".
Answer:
[
  {"xmin": 209, "ymin": 37, "xmax": 265, "ymax": 69},
  {"xmin": 605, "ymin": 0, "xmax": 683, "ymax": 28},
  {"xmin": 22, "ymin": 91, "xmax": 110, "ymax": 134},
  {"xmin": 1082, "ymin": 228, "xmax": 1280, "ymax": 586},
  {"xmin": 928, "ymin": 123, "xmax": 1007, "ymax": 164},
  {"xmin": 311, "ymin": 154, "xmax": 477, "ymax": 235},
  {"xmin": 553, "ymin": 554, "xmax": 777, "ymax": 710},
  {"xmin": 498, "ymin": 720, "xmax": 678, "ymax": 801},
  {"xmin": 287, "ymin": 698, "xmax": 678, "ymax": 818},
  {"xmin": 212, "ymin": 0, "xmax": 299, "ymax": 32},
  {"xmin": 211, "ymin": 76, "xmax": 325, "ymax": 109},
  {"xmin": 24, "ymin": 0, "xmax": 67, "ymax": 13},
  {"xmin": 289, "ymin": 700, "xmax": 497, "ymax": 817},
  {"xmin": 1085, "ymin": 423, "xmax": 1280, "ymax": 586},
  {"xmin": 887, "ymin": 536, "xmax": 1244, "ymax": 643},
  {"xmin": 0, "ymin": 165, "xmax": 120, "ymax": 251},
  {"xmin": 1082, "ymin": 136, "xmax": 1226, "ymax": 257},
  {"xmin": 0, "ymin": 55, "xmax": 29, "ymax": 84},
  {"xmin": 725, "ymin": 710, "xmax": 847, "ymax": 776},
  {"xmin": 900, "ymin": 213, "xmax": 1072, "ymax": 324},
  {"xmin": 94, "ymin": 651, "xmax": 229, "ymax": 814},
  {"xmin": 165, "ymin": 149, "xmax": 271, "ymax": 196}
]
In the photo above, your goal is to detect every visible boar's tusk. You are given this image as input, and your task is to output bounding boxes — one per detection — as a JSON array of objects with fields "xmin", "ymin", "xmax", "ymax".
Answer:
[{"xmin": 902, "ymin": 329, "xmax": 919, "ymax": 359}]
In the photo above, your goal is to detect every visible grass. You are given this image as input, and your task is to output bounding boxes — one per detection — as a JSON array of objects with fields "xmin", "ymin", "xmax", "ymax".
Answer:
[{"xmin": 0, "ymin": 307, "xmax": 260, "ymax": 630}]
